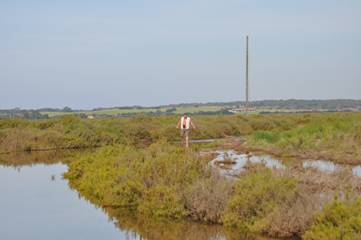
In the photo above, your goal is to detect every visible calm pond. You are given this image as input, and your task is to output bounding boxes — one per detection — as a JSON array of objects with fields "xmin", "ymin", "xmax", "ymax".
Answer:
[{"xmin": 0, "ymin": 151, "xmax": 271, "ymax": 240}]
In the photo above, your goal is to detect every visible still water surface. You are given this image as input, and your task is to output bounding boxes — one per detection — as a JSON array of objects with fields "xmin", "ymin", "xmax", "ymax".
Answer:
[{"xmin": 0, "ymin": 163, "xmax": 139, "ymax": 240}]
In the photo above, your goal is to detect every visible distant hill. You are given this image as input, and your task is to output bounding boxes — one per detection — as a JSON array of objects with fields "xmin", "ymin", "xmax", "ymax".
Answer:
[{"xmin": 1, "ymin": 99, "xmax": 360, "ymax": 119}]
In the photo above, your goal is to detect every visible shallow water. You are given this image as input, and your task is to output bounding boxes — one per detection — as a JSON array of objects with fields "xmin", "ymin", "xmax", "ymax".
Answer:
[
  {"xmin": 303, "ymin": 159, "xmax": 361, "ymax": 177},
  {"xmin": 303, "ymin": 160, "xmax": 337, "ymax": 173},
  {"xmin": 353, "ymin": 166, "xmax": 361, "ymax": 177},
  {"xmin": 210, "ymin": 150, "xmax": 285, "ymax": 177},
  {"xmin": 211, "ymin": 150, "xmax": 361, "ymax": 177},
  {"xmin": 190, "ymin": 139, "xmax": 217, "ymax": 143},
  {"xmin": 0, "ymin": 152, "xmax": 272, "ymax": 240}
]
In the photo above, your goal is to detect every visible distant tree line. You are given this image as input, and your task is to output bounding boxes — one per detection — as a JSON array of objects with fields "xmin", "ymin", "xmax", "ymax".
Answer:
[
  {"xmin": 37, "ymin": 106, "xmax": 74, "ymax": 112},
  {"xmin": 2, "ymin": 100, "xmax": 360, "ymax": 119},
  {"xmin": 248, "ymin": 99, "xmax": 361, "ymax": 110},
  {"xmin": 161, "ymin": 99, "xmax": 361, "ymax": 110},
  {"xmin": 0, "ymin": 109, "xmax": 48, "ymax": 119},
  {"xmin": 36, "ymin": 100, "xmax": 361, "ymax": 112}
]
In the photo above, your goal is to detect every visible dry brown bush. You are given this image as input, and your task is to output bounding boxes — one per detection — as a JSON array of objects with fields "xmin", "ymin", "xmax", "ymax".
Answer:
[
  {"xmin": 263, "ymin": 186, "xmax": 322, "ymax": 238},
  {"xmin": 238, "ymin": 163, "xmax": 361, "ymax": 238},
  {"xmin": 183, "ymin": 170, "xmax": 233, "ymax": 223},
  {"xmin": 291, "ymin": 167, "xmax": 361, "ymax": 196}
]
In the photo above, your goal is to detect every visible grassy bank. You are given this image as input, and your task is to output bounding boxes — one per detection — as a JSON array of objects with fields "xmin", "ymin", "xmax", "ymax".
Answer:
[
  {"xmin": 244, "ymin": 113, "xmax": 361, "ymax": 165},
  {"xmin": 0, "ymin": 114, "xmax": 238, "ymax": 153}
]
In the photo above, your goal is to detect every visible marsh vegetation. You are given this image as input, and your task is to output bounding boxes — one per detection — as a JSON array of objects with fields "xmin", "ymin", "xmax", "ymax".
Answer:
[
  {"xmin": 1, "ymin": 112, "xmax": 361, "ymax": 164},
  {"xmin": 1, "ymin": 112, "xmax": 361, "ymax": 239}
]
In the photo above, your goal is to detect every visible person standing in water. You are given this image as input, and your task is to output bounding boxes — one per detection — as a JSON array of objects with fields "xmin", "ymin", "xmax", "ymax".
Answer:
[{"xmin": 177, "ymin": 113, "xmax": 196, "ymax": 148}]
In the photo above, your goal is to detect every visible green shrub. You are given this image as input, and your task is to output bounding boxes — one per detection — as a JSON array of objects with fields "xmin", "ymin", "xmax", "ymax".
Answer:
[
  {"xmin": 253, "ymin": 131, "xmax": 280, "ymax": 143},
  {"xmin": 223, "ymin": 167, "xmax": 297, "ymax": 233},
  {"xmin": 65, "ymin": 141, "xmax": 210, "ymax": 219},
  {"xmin": 138, "ymin": 185, "xmax": 185, "ymax": 219},
  {"xmin": 303, "ymin": 198, "xmax": 361, "ymax": 240}
]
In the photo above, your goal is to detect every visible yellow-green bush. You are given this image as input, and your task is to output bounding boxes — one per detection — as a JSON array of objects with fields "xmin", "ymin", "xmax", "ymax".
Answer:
[
  {"xmin": 65, "ymin": 141, "xmax": 211, "ymax": 219},
  {"xmin": 303, "ymin": 198, "xmax": 361, "ymax": 240},
  {"xmin": 223, "ymin": 167, "xmax": 297, "ymax": 233}
]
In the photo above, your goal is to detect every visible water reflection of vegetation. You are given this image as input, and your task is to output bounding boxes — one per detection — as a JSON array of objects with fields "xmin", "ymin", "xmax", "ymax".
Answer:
[
  {"xmin": 104, "ymin": 208, "xmax": 273, "ymax": 240},
  {"xmin": 0, "ymin": 149, "xmax": 90, "ymax": 167}
]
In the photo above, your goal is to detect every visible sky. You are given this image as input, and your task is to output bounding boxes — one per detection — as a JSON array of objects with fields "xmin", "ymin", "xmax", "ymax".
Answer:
[{"xmin": 1, "ymin": 0, "xmax": 361, "ymax": 109}]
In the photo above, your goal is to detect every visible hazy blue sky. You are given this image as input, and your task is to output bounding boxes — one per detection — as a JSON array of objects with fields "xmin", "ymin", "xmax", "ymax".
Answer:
[{"xmin": 1, "ymin": 0, "xmax": 361, "ymax": 109}]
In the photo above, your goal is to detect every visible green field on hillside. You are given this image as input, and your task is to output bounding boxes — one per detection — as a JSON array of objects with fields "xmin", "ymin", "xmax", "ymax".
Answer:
[{"xmin": 40, "ymin": 105, "xmax": 225, "ymax": 117}]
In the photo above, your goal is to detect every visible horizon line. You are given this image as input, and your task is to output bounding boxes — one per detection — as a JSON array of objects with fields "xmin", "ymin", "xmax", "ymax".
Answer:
[{"xmin": 2, "ymin": 98, "xmax": 361, "ymax": 111}]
